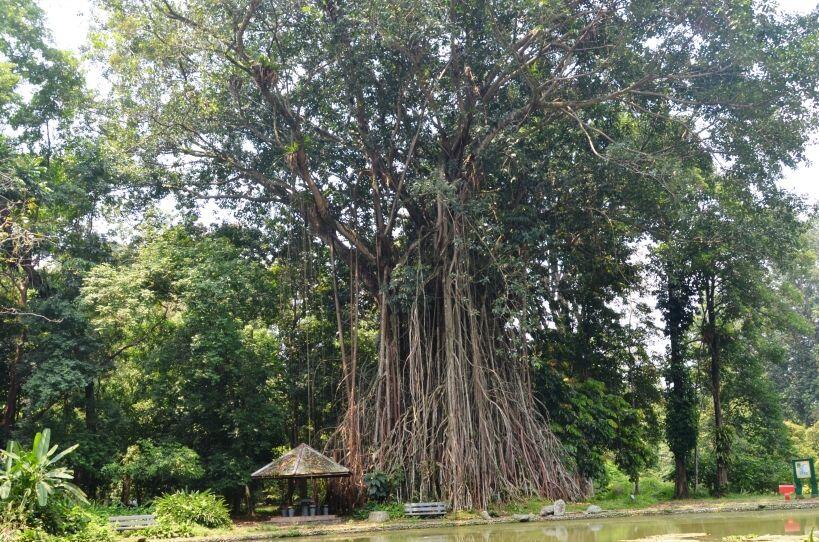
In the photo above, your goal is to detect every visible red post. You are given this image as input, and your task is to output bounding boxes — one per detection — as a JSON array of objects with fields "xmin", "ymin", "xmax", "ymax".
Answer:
[{"xmin": 779, "ymin": 484, "xmax": 795, "ymax": 501}]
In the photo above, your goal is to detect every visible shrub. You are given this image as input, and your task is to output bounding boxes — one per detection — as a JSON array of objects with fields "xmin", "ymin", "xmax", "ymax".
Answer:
[
  {"xmin": 0, "ymin": 429, "xmax": 87, "ymax": 527},
  {"xmin": 363, "ymin": 471, "xmax": 390, "ymax": 502},
  {"xmin": 29, "ymin": 503, "xmax": 117, "ymax": 542},
  {"xmin": 352, "ymin": 502, "xmax": 405, "ymax": 520},
  {"xmin": 65, "ymin": 520, "xmax": 116, "ymax": 542},
  {"xmin": 12, "ymin": 519, "xmax": 115, "ymax": 542},
  {"xmin": 593, "ymin": 460, "xmax": 674, "ymax": 508},
  {"xmin": 154, "ymin": 490, "xmax": 231, "ymax": 529},
  {"xmin": 122, "ymin": 519, "xmax": 196, "ymax": 539},
  {"xmin": 363, "ymin": 469, "xmax": 405, "ymax": 502},
  {"xmin": 32, "ymin": 502, "xmax": 88, "ymax": 536},
  {"xmin": 16, "ymin": 528, "xmax": 55, "ymax": 542}
]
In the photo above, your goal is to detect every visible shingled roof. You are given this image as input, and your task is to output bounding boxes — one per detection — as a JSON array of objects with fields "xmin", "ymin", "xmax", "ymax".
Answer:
[{"xmin": 251, "ymin": 443, "xmax": 351, "ymax": 479}]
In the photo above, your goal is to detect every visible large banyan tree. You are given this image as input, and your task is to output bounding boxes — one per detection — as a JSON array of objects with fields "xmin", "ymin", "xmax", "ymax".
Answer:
[{"xmin": 100, "ymin": 0, "xmax": 819, "ymax": 508}]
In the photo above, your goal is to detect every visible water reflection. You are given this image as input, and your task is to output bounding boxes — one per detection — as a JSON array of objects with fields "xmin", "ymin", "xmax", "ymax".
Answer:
[{"xmin": 541, "ymin": 525, "xmax": 568, "ymax": 541}]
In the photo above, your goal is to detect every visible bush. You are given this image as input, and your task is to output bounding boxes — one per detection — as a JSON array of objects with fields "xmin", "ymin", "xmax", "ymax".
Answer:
[
  {"xmin": 154, "ymin": 490, "xmax": 231, "ymax": 529},
  {"xmin": 12, "ymin": 514, "xmax": 115, "ymax": 542},
  {"xmin": 33, "ymin": 503, "xmax": 117, "ymax": 542},
  {"xmin": 122, "ymin": 519, "xmax": 197, "ymax": 539},
  {"xmin": 65, "ymin": 520, "xmax": 116, "ymax": 542},
  {"xmin": 352, "ymin": 502, "xmax": 405, "ymax": 520},
  {"xmin": 16, "ymin": 528, "xmax": 55, "ymax": 542},
  {"xmin": 363, "ymin": 471, "xmax": 390, "ymax": 502},
  {"xmin": 32, "ymin": 502, "xmax": 88, "ymax": 536},
  {"xmin": 363, "ymin": 469, "xmax": 405, "ymax": 503},
  {"xmin": 594, "ymin": 460, "xmax": 675, "ymax": 508},
  {"xmin": 0, "ymin": 429, "xmax": 86, "ymax": 528}
]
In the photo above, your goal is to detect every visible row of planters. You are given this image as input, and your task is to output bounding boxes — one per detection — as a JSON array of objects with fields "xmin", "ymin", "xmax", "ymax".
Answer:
[{"xmin": 0, "ymin": 429, "xmax": 233, "ymax": 541}]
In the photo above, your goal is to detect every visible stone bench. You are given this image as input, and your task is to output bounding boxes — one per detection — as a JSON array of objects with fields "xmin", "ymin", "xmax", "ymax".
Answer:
[
  {"xmin": 404, "ymin": 502, "xmax": 447, "ymax": 517},
  {"xmin": 108, "ymin": 514, "xmax": 157, "ymax": 531}
]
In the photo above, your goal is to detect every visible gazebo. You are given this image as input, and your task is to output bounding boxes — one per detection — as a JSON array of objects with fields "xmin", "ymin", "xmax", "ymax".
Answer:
[{"xmin": 252, "ymin": 443, "xmax": 350, "ymax": 519}]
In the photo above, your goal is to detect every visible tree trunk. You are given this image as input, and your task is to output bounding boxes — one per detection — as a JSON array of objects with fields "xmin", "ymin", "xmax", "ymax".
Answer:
[
  {"xmin": 121, "ymin": 475, "xmax": 132, "ymax": 506},
  {"xmin": 704, "ymin": 276, "xmax": 728, "ymax": 496},
  {"xmin": 2, "ymin": 330, "xmax": 25, "ymax": 439},
  {"xmin": 345, "ymin": 192, "xmax": 580, "ymax": 509},
  {"xmin": 85, "ymin": 382, "xmax": 97, "ymax": 432},
  {"xmin": 675, "ymin": 455, "xmax": 689, "ymax": 499},
  {"xmin": 663, "ymin": 273, "xmax": 696, "ymax": 500},
  {"xmin": 1, "ymin": 237, "xmax": 32, "ymax": 441},
  {"xmin": 245, "ymin": 484, "xmax": 254, "ymax": 516},
  {"xmin": 76, "ymin": 381, "xmax": 100, "ymax": 498},
  {"xmin": 711, "ymin": 356, "xmax": 728, "ymax": 496}
]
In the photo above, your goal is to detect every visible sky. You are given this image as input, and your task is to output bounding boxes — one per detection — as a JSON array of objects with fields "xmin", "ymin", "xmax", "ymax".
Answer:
[{"xmin": 38, "ymin": 0, "xmax": 819, "ymax": 205}]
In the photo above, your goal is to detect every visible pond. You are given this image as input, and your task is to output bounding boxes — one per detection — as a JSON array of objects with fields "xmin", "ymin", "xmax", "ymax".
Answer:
[{"xmin": 291, "ymin": 508, "xmax": 819, "ymax": 542}]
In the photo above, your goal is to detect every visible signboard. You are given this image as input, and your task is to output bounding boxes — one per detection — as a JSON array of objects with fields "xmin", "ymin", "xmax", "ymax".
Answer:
[
  {"xmin": 795, "ymin": 460, "xmax": 812, "ymax": 479},
  {"xmin": 791, "ymin": 458, "xmax": 818, "ymax": 497}
]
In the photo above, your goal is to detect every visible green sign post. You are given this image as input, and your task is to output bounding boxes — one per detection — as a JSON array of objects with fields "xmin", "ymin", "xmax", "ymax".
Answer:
[{"xmin": 791, "ymin": 458, "xmax": 818, "ymax": 497}]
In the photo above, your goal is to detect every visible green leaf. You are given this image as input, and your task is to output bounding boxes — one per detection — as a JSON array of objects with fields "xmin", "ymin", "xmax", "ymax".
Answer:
[
  {"xmin": 60, "ymin": 482, "xmax": 88, "ymax": 505},
  {"xmin": 48, "ymin": 443, "xmax": 78, "ymax": 465},
  {"xmin": 35, "ymin": 481, "xmax": 50, "ymax": 506}
]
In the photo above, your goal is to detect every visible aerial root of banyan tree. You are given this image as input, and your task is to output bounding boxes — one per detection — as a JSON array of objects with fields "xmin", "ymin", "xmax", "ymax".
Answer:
[{"xmin": 334, "ymin": 200, "xmax": 581, "ymax": 510}]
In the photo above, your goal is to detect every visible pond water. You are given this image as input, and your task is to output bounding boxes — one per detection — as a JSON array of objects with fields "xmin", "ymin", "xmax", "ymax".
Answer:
[{"xmin": 293, "ymin": 508, "xmax": 819, "ymax": 542}]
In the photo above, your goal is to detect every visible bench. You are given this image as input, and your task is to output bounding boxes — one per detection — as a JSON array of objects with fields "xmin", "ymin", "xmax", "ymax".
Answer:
[
  {"xmin": 404, "ymin": 502, "xmax": 447, "ymax": 517},
  {"xmin": 108, "ymin": 514, "xmax": 157, "ymax": 531}
]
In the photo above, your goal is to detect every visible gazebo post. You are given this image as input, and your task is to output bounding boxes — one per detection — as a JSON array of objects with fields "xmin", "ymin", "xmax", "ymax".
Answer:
[{"xmin": 312, "ymin": 477, "xmax": 318, "ymax": 514}]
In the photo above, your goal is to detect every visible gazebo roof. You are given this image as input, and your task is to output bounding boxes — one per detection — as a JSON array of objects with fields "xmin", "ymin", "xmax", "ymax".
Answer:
[{"xmin": 251, "ymin": 443, "xmax": 351, "ymax": 479}]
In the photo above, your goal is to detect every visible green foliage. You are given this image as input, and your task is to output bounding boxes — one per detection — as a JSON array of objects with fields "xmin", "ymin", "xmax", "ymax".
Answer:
[
  {"xmin": 363, "ymin": 471, "xmax": 390, "ymax": 502},
  {"xmin": 81, "ymin": 226, "xmax": 288, "ymax": 504},
  {"xmin": 0, "ymin": 0, "xmax": 85, "ymax": 144},
  {"xmin": 62, "ymin": 520, "xmax": 116, "ymax": 542},
  {"xmin": 7, "ymin": 504, "xmax": 116, "ymax": 542},
  {"xmin": 594, "ymin": 462, "xmax": 675, "ymax": 509},
  {"xmin": 16, "ymin": 528, "xmax": 55, "ymax": 542},
  {"xmin": 787, "ymin": 420, "xmax": 819, "ymax": 460},
  {"xmin": 663, "ymin": 369, "xmax": 699, "ymax": 460},
  {"xmin": 42, "ymin": 504, "xmax": 117, "ymax": 542},
  {"xmin": 0, "ymin": 429, "xmax": 86, "ymax": 527},
  {"xmin": 538, "ymin": 370, "xmax": 659, "ymax": 486},
  {"xmin": 362, "ymin": 469, "xmax": 406, "ymax": 503},
  {"xmin": 102, "ymin": 439, "xmax": 204, "ymax": 502},
  {"xmin": 154, "ymin": 490, "xmax": 231, "ymax": 529},
  {"xmin": 351, "ymin": 502, "xmax": 405, "ymax": 521},
  {"xmin": 774, "ymin": 223, "xmax": 819, "ymax": 426},
  {"xmin": 92, "ymin": 0, "xmax": 819, "ymax": 506},
  {"xmin": 121, "ymin": 519, "xmax": 197, "ymax": 539}
]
